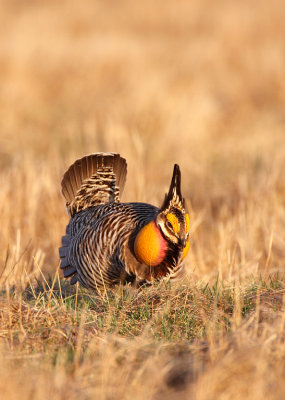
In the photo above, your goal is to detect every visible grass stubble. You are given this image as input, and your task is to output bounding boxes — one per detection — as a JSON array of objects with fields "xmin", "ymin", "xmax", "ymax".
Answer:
[{"xmin": 1, "ymin": 0, "xmax": 285, "ymax": 399}]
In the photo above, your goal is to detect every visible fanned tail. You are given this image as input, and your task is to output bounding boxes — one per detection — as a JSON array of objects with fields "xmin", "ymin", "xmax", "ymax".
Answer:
[{"xmin": 61, "ymin": 153, "xmax": 127, "ymax": 216}]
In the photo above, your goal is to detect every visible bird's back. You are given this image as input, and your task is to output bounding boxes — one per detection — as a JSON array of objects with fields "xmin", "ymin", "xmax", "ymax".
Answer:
[{"xmin": 60, "ymin": 202, "xmax": 158, "ymax": 288}]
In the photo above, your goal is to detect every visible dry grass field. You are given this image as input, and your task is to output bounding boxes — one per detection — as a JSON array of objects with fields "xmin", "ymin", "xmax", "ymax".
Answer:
[{"xmin": 1, "ymin": 0, "xmax": 285, "ymax": 398}]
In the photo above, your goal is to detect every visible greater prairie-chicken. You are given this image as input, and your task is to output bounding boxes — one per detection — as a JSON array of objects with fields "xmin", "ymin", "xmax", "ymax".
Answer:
[{"xmin": 59, "ymin": 153, "xmax": 190, "ymax": 290}]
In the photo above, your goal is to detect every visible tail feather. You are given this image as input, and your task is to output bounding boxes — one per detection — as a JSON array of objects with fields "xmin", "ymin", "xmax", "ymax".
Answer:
[{"xmin": 61, "ymin": 153, "xmax": 127, "ymax": 215}]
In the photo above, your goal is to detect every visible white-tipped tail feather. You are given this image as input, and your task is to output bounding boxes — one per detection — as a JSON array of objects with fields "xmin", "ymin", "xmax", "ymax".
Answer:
[{"xmin": 61, "ymin": 153, "xmax": 127, "ymax": 216}]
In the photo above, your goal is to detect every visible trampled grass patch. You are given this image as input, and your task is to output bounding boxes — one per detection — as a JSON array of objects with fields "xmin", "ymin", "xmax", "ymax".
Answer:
[{"xmin": 2, "ymin": 274, "xmax": 284, "ymax": 347}]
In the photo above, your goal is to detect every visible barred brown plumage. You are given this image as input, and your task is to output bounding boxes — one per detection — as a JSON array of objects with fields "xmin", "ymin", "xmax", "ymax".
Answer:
[{"xmin": 59, "ymin": 153, "xmax": 190, "ymax": 290}]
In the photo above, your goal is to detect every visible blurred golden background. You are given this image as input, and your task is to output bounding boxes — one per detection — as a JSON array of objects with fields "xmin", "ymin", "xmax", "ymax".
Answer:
[
  {"xmin": 1, "ymin": 2, "xmax": 285, "ymax": 399},
  {"xmin": 0, "ymin": 0, "xmax": 285, "ymax": 284}
]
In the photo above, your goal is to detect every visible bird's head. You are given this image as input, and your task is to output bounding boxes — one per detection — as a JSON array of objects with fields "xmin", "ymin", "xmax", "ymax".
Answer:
[{"xmin": 134, "ymin": 164, "xmax": 190, "ymax": 267}]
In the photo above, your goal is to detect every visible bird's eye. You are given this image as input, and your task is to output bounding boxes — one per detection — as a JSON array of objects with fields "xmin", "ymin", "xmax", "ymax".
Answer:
[
  {"xmin": 166, "ymin": 213, "xmax": 179, "ymax": 233},
  {"xmin": 165, "ymin": 219, "xmax": 173, "ymax": 231}
]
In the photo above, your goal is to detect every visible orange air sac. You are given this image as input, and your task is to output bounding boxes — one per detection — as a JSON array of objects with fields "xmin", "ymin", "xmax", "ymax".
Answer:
[{"xmin": 134, "ymin": 221, "xmax": 167, "ymax": 266}]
